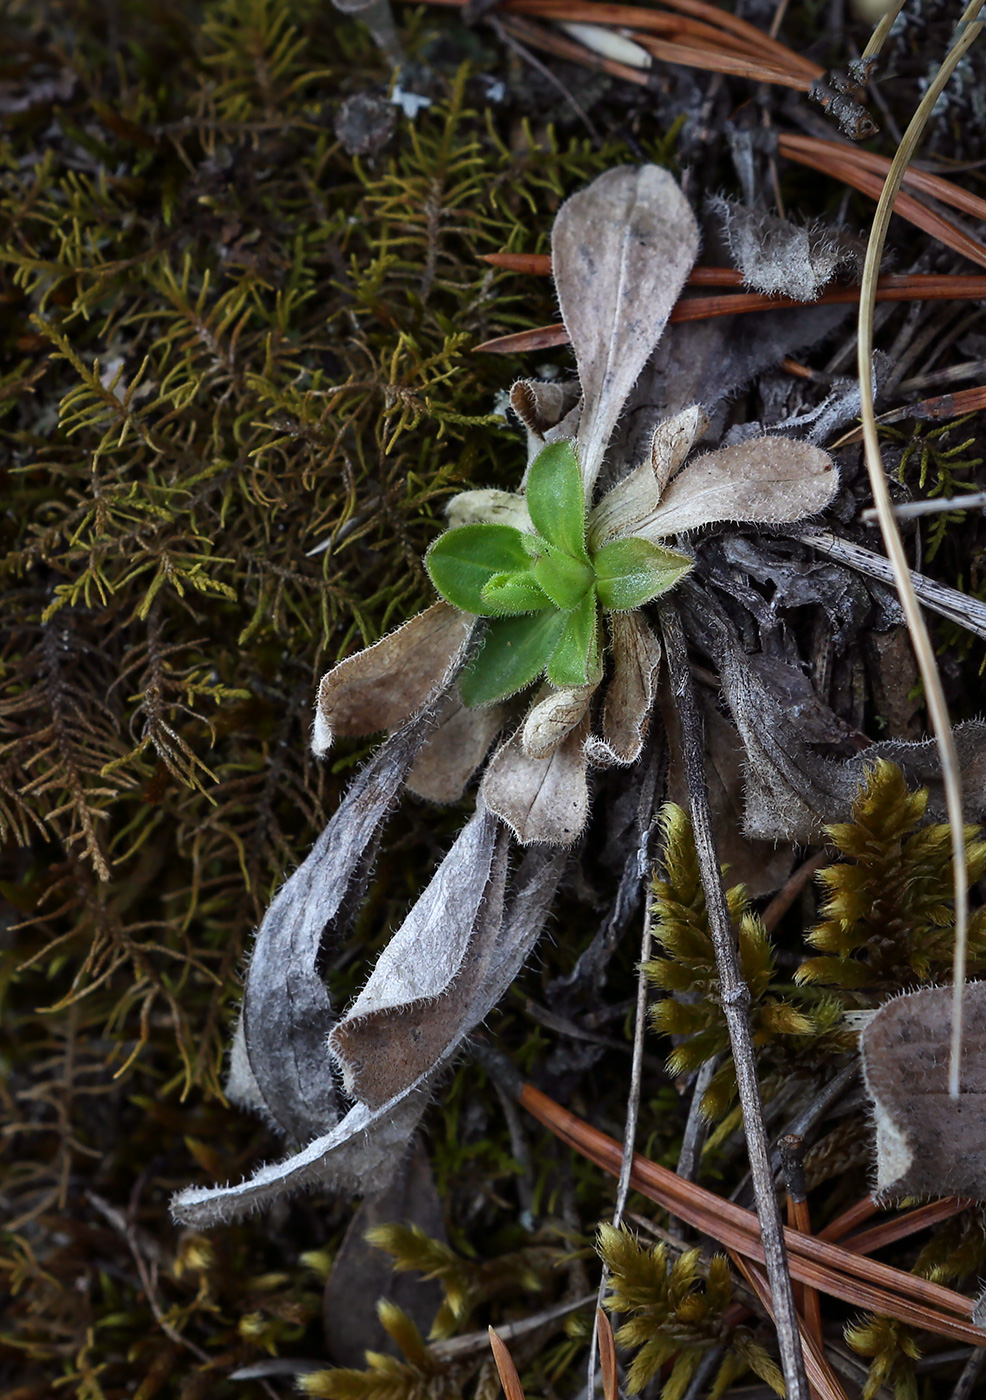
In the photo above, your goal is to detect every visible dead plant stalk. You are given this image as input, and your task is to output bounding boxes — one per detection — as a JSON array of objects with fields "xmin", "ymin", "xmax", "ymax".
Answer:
[{"xmin": 659, "ymin": 600, "xmax": 810, "ymax": 1400}]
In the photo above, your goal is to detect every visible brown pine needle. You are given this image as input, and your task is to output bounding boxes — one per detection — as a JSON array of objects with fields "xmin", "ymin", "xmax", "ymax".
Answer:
[
  {"xmin": 414, "ymin": 0, "xmax": 822, "ymax": 85},
  {"xmin": 489, "ymin": 1327, "xmax": 527, "ymax": 1400},
  {"xmin": 818, "ymin": 1194, "xmax": 881, "ymax": 1243},
  {"xmin": 496, "ymin": 14, "xmax": 650, "ymax": 85},
  {"xmin": 729, "ymin": 1253, "xmax": 850, "ymax": 1400},
  {"xmin": 840, "ymin": 1199, "xmax": 975, "ymax": 1256},
  {"xmin": 836, "ymin": 382, "xmax": 986, "ymax": 442},
  {"xmin": 474, "ymin": 275, "xmax": 986, "ymax": 354},
  {"xmin": 519, "ymin": 1083, "xmax": 986, "ymax": 1346},
  {"xmin": 595, "ymin": 1308, "xmax": 619, "ymax": 1400},
  {"xmin": 780, "ymin": 133, "xmax": 986, "ymax": 226},
  {"xmin": 779, "ymin": 133, "xmax": 986, "ymax": 270},
  {"xmin": 786, "ymin": 1197, "xmax": 824, "ymax": 1348}
]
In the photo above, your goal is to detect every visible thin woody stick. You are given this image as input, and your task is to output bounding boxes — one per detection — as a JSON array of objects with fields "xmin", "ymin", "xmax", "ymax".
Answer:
[{"xmin": 659, "ymin": 599, "xmax": 810, "ymax": 1400}]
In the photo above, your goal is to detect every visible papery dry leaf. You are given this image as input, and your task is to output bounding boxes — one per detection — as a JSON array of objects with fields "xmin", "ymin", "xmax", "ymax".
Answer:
[
  {"xmin": 238, "ymin": 722, "xmax": 427, "ymax": 1142},
  {"xmin": 329, "ymin": 809, "xmax": 505, "ymax": 1107},
  {"xmin": 510, "ymin": 378, "xmax": 581, "ymax": 441},
  {"xmin": 586, "ymin": 611, "xmax": 662, "ymax": 766},
  {"xmin": 552, "ymin": 165, "xmax": 700, "ymax": 492},
  {"xmin": 709, "ymin": 195, "xmax": 864, "ymax": 301},
  {"xmin": 521, "ymin": 684, "xmax": 594, "ymax": 759},
  {"xmin": 862, "ymin": 981, "xmax": 986, "ymax": 1201},
  {"xmin": 406, "ymin": 692, "xmax": 506, "ymax": 803},
  {"xmin": 482, "ymin": 714, "xmax": 591, "ymax": 845},
  {"xmin": 687, "ymin": 589, "xmax": 986, "ymax": 841},
  {"xmin": 171, "ymin": 846, "xmax": 566, "ymax": 1227},
  {"xmin": 172, "ymin": 1090, "xmax": 432, "ymax": 1226},
  {"xmin": 446, "ymin": 488, "xmax": 533, "ymax": 532},
  {"xmin": 588, "ymin": 405, "xmax": 710, "ymax": 547},
  {"xmin": 650, "ymin": 403, "xmax": 711, "ymax": 493},
  {"xmin": 312, "ymin": 604, "xmax": 475, "ymax": 754},
  {"xmin": 321, "ymin": 1137, "xmax": 445, "ymax": 1366},
  {"xmin": 635, "ymin": 438, "xmax": 838, "ymax": 540},
  {"xmin": 662, "ymin": 692, "xmax": 794, "ymax": 898}
]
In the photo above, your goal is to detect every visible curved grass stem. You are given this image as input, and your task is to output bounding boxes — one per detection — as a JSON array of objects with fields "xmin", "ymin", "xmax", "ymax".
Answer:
[{"xmin": 856, "ymin": 2, "xmax": 985, "ymax": 1098}]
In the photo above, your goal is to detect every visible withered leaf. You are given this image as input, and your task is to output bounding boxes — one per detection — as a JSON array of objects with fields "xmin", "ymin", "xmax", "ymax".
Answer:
[
  {"xmin": 636, "ymin": 438, "xmax": 838, "ymax": 541},
  {"xmin": 171, "ymin": 844, "xmax": 566, "ymax": 1227},
  {"xmin": 313, "ymin": 603, "xmax": 475, "ymax": 754},
  {"xmin": 239, "ymin": 721, "xmax": 427, "ymax": 1142},
  {"xmin": 587, "ymin": 611, "xmax": 662, "ymax": 766},
  {"xmin": 482, "ymin": 714, "xmax": 591, "ymax": 845},
  {"xmin": 552, "ymin": 165, "xmax": 700, "ymax": 493},
  {"xmin": 709, "ymin": 195, "xmax": 864, "ymax": 301},
  {"xmin": 587, "ymin": 405, "xmax": 710, "ymax": 548},
  {"xmin": 405, "ymin": 691, "xmax": 505, "ymax": 804},
  {"xmin": 329, "ymin": 809, "xmax": 505, "ymax": 1108},
  {"xmin": 172, "ymin": 1089, "xmax": 432, "ymax": 1226},
  {"xmin": 521, "ymin": 684, "xmax": 594, "ymax": 759},
  {"xmin": 861, "ymin": 981, "xmax": 986, "ymax": 1201},
  {"xmin": 509, "ymin": 378, "xmax": 581, "ymax": 444}
]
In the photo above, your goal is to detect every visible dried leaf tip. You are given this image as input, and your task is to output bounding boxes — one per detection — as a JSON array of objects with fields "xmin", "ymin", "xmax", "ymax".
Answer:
[{"xmin": 552, "ymin": 165, "xmax": 700, "ymax": 494}]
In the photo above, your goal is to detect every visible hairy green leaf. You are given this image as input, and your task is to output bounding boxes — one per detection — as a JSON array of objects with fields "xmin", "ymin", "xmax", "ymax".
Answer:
[
  {"xmin": 525, "ymin": 440, "xmax": 588, "ymax": 562},
  {"xmin": 593, "ymin": 538, "xmax": 693, "ymax": 611},
  {"xmin": 459, "ymin": 611, "xmax": 567, "ymax": 706},
  {"xmin": 547, "ymin": 589, "xmax": 598, "ymax": 688},
  {"xmin": 480, "ymin": 569, "xmax": 552, "ymax": 614},
  {"xmin": 426, "ymin": 524, "xmax": 531, "ymax": 616},
  {"xmin": 530, "ymin": 542, "xmax": 594, "ymax": 610}
]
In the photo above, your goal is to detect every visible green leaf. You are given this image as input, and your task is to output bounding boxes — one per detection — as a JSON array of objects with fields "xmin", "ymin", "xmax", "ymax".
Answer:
[
  {"xmin": 480, "ymin": 570, "xmax": 552, "ymax": 614},
  {"xmin": 547, "ymin": 590, "xmax": 599, "ymax": 688},
  {"xmin": 593, "ymin": 537, "xmax": 693, "ymax": 611},
  {"xmin": 530, "ymin": 542, "xmax": 594, "ymax": 609},
  {"xmin": 460, "ymin": 611, "xmax": 567, "ymax": 707},
  {"xmin": 426, "ymin": 524, "xmax": 531, "ymax": 616},
  {"xmin": 525, "ymin": 440, "xmax": 588, "ymax": 562}
]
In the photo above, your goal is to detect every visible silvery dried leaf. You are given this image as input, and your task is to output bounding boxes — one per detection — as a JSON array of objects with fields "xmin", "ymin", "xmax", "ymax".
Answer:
[
  {"xmin": 321, "ymin": 1137, "xmax": 445, "ymax": 1366},
  {"xmin": 709, "ymin": 195, "xmax": 865, "ymax": 301},
  {"xmin": 329, "ymin": 808, "xmax": 504, "ymax": 1108},
  {"xmin": 587, "ymin": 406, "xmax": 712, "ymax": 548},
  {"xmin": 171, "ymin": 843, "xmax": 565, "ymax": 1227},
  {"xmin": 553, "ymin": 165, "xmax": 700, "ymax": 493},
  {"xmin": 861, "ymin": 981, "xmax": 986, "ymax": 1201},
  {"xmin": 586, "ymin": 611, "xmax": 662, "ymax": 766},
  {"xmin": 510, "ymin": 378, "xmax": 581, "ymax": 442},
  {"xmin": 634, "ymin": 438, "xmax": 838, "ymax": 541},
  {"xmin": 239, "ymin": 722, "xmax": 427, "ymax": 1142},
  {"xmin": 313, "ymin": 603, "xmax": 475, "ymax": 754},
  {"xmin": 446, "ymin": 488, "xmax": 533, "ymax": 532},
  {"xmin": 406, "ymin": 691, "xmax": 505, "ymax": 803},
  {"xmin": 521, "ymin": 684, "xmax": 594, "ymax": 759},
  {"xmin": 482, "ymin": 714, "xmax": 591, "ymax": 845},
  {"xmin": 172, "ymin": 1090, "xmax": 432, "ymax": 1226},
  {"xmin": 688, "ymin": 588, "xmax": 986, "ymax": 840}
]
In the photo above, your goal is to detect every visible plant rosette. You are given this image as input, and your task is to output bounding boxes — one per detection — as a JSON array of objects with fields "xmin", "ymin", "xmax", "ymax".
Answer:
[{"xmin": 311, "ymin": 166, "xmax": 839, "ymax": 845}]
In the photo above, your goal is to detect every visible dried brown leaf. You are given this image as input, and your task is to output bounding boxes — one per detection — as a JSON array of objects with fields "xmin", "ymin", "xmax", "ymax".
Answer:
[
  {"xmin": 482, "ymin": 714, "xmax": 591, "ymax": 845},
  {"xmin": 636, "ymin": 438, "xmax": 838, "ymax": 540},
  {"xmin": 552, "ymin": 165, "xmax": 700, "ymax": 492},
  {"xmin": 313, "ymin": 604, "xmax": 475, "ymax": 753},
  {"xmin": 862, "ymin": 981, "xmax": 986, "ymax": 1201},
  {"xmin": 586, "ymin": 611, "xmax": 662, "ymax": 766}
]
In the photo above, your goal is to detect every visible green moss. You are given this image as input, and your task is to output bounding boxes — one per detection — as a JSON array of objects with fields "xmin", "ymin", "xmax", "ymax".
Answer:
[{"xmin": 0, "ymin": 0, "xmax": 649, "ymax": 1391}]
